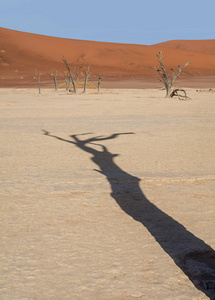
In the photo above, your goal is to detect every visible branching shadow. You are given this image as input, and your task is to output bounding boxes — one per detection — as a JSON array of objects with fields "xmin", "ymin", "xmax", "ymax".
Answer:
[{"xmin": 43, "ymin": 130, "xmax": 215, "ymax": 299}]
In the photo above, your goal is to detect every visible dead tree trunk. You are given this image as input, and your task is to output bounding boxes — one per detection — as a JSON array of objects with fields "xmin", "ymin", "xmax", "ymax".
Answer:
[
  {"xmin": 97, "ymin": 74, "xmax": 102, "ymax": 92},
  {"xmin": 73, "ymin": 64, "xmax": 81, "ymax": 93},
  {"xmin": 62, "ymin": 71, "xmax": 70, "ymax": 90},
  {"xmin": 47, "ymin": 68, "xmax": 57, "ymax": 90},
  {"xmin": 62, "ymin": 56, "xmax": 80, "ymax": 94},
  {"xmin": 35, "ymin": 69, "xmax": 41, "ymax": 94},
  {"xmin": 148, "ymin": 52, "xmax": 192, "ymax": 98},
  {"xmin": 82, "ymin": 65, "xmax": 91, "ymax": 93}
]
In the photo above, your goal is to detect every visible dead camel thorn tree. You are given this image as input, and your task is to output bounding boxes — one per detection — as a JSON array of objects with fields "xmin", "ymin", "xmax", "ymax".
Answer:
[
  {"xmin": 34, "ymin": 69, "xmax": 41, "ymax": 94},
  {"xmin": 62, "ymin": 71, "xmax": 70, "ymax": 91},
  {"xmin": 97, "ymin": 74, "xmax": 102, "ymax": 92},
  {"xmin": 47, "ymin": 68, "xmax": 57, "ymax": 91},
  {"xmin": 149, "ymin": 51, "xmax": 192, "ymax": 98},
  {"xmin": 82, "ymin": 65, "xmax": 92, "ymax": 93},
  {"xmin": 62, "ymin": 56, "xmax": 81, "ymax": 94}
]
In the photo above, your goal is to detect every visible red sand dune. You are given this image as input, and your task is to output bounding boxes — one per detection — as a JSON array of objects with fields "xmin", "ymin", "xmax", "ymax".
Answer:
[{"xmin": 0, "ymin": 27, "xmax": 215, "ymax": 88}]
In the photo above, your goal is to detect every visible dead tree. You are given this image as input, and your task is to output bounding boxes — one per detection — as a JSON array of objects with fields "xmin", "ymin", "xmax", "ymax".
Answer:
[
  {"xmin": 62, "ymin": 71, "xmax": 70, "ymax": 90},
  {"xmin": 35, "ymin": 69, "xmax": 41, "ymax": 94},
  {"xmin": 72, "ymin": 64, "xmax": 81, "ymax": 93},
  {"xmin": 62, "ymin": 56, "xmax": 81, "ymax": 94},
  {"xmin": 82, "ymin": 65, "xmax": 92, "ymax": 93},
  {"xmin": 149, "ymin": 51, "xmax": 192, "ymax": 98},
  {"xmin": 47, "ymin": 68, "xmax": 57, "ymax": 91},
  {"xmin": 97, "ymin": 74, "xmax": 102, "ymax": 92}
]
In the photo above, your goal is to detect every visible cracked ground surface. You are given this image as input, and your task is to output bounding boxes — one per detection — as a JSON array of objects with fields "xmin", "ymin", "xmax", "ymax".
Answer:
[{"xmin": 1, "ymin": 88, "xmax": 215, "ymax": 299}]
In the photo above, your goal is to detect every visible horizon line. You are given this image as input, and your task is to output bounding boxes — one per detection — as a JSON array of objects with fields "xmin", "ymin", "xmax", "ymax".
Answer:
[{"xmin": 1, "ymin": 26, "xmax": 215, "ymax": 47}]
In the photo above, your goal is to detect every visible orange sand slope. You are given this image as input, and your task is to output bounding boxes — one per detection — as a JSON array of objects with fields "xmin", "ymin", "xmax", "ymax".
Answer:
[{"xmin": 0, "ymin": 27, "xmax": 215, "ymax": 88}]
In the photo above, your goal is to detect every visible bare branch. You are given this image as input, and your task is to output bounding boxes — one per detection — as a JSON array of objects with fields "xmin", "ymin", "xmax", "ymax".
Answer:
[
  {"xmin": 47, "ymin": 68, "xmax": 57, "ymax": 90},
  {"xmin": 82, "ymin": 65, "xmax": 92, "ymax": 93},
  {"xmin": 62, "ymin": 56, "xmax": 80, "ymax": 94},
  {"xmin": 62, "ymin": 71, "xmax": 70, "ymax": 90},
  {"xmin": 181, "ymin": 69, "xmax": 193, "ymax": 76}
]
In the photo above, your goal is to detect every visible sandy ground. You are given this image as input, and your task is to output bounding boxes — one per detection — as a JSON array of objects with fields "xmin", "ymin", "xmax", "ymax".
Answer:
[{"xmin": 0, "ymin": 88, "xmax": 215, "ymax": 299}]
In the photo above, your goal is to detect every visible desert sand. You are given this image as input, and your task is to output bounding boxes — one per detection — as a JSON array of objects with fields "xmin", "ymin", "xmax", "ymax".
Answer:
[{"xmin": 0, "ymin": 87, "xmax": 215, "ymax": 299}]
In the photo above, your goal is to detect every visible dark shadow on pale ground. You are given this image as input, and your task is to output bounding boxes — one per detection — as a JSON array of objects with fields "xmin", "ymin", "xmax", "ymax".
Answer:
[{"xmin": 43, "ymin": 130, "xmax": 215, "ymax": 299}]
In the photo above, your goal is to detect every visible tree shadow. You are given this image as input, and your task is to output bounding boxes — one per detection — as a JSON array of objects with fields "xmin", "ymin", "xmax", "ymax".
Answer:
[{"xmin": 43, "ymin": 130, "xmax": 215, "ymax": 299}]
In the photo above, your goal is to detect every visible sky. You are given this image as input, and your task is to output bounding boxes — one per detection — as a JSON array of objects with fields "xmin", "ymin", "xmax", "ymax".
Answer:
[{"xmin": 0, "ymin": 0, "xmax": 214, "ymax": 45}]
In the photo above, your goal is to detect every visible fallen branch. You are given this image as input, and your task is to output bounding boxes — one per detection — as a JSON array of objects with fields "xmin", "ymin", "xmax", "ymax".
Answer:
[{"xmin": 170, "ymin": 89, "xmax": 191, "ymax": 100}]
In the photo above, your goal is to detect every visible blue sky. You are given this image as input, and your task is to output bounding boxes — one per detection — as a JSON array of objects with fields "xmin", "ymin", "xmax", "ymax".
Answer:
[{"xmin": 0, "ymin": 0, "xmax": 214, "ymax": 45}]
